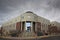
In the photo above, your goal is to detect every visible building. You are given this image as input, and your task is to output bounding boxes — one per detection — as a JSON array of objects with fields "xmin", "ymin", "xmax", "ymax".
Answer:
[
  {"xmin": 1, "ymin": 11, "xmax": 60, "ymax": 37},
  {"xmin": 51, "ymin": 21, "xmax": 60, "ymax": 30},
  {"xmin": 48, "ymin": 21, "xmax": 60, "ymax": 34},
  {"xmin": 0, "ymin": 27, "xmax": 3, "ymax": 36}
]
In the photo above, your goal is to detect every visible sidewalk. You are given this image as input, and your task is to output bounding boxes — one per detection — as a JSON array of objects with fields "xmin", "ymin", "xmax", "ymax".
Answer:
[{"xmin": 1, "ymin": 35, "xmax": 60, "ymax": 39}]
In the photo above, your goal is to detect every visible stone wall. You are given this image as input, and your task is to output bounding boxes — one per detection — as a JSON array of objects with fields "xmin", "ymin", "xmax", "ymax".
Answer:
[{"xmin": 16, "ymin": 22, "xmax": 21, "ymax": 31}]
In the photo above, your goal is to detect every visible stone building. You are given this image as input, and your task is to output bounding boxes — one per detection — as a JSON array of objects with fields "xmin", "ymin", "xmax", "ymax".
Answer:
[
  {"xmin": 48, "ymin": 21, "xmax": 60, "ymax": 34},
  {"xmin": 1, "ymin": 11, "xmax": 60, "ymax": 37}
]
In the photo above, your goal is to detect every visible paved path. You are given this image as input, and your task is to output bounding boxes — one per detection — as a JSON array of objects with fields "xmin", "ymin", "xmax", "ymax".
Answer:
[{"xmin": 0, "ymin": 36, "xmax": 60, "ymax": 40}]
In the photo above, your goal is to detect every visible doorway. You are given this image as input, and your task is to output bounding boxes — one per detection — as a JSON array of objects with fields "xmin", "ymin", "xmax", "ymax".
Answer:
[{"xmin": 25, "ymin": 21, "xmax": 31, "ymax": 32}]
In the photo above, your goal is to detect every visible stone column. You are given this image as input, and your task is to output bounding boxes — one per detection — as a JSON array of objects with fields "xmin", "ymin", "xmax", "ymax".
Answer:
[
  {"xmin": 24, "ymin": 21, "xmax": 26, "ymax": 31},
  {"xmin": 35, "ymin": 22, "xmax": 37, "ymax": 32},
  {"xmin": 21, "ymin": 22, "xmax": 22, "ymax": 32},
  {"xmin": 31, "ymin": 21, "xmax": 33, "ymax": 32}
]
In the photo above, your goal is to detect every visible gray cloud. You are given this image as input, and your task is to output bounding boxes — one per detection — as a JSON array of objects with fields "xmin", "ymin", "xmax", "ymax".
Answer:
[{"xmin": 0, "ymin": 0, "xmax": 60, "ymax": 25}]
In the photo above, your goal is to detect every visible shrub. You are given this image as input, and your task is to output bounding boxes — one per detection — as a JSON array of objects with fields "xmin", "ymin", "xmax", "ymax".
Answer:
[{"xmin": 37, "ymin": 31, "xmax": 44, "ymax": 36}]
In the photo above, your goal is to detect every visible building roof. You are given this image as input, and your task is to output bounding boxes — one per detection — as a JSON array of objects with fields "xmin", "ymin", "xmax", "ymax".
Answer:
[
  {"xmin": 2, "ymin": 11, "xmax": 50, "ymax": 26},
  {"xmin": 26, "ymin": 11, "xmax": 33, "ymax": 13}
]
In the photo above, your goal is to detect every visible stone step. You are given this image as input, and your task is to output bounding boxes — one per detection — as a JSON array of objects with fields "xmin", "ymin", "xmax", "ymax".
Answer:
[{"xmin": 22, "ymin": 31, "xmax": 36, "ymax": 37}]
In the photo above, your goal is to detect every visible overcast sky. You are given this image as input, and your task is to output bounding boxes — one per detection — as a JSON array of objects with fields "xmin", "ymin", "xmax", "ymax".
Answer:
[{"xmin": 0, "ymin": 0, "xmax": 60, "ymax": 25}]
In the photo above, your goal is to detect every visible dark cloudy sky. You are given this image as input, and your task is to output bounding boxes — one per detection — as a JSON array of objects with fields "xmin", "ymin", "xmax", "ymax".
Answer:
[{"xmin": 0, "ymin": 0, "xmax": 60, "ymax": 26}]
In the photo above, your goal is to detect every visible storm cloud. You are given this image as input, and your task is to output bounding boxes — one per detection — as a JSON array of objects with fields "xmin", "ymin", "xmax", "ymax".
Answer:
[{"xmin": 0, "ymin": 0, "xmax": 60, "ymax": 25}]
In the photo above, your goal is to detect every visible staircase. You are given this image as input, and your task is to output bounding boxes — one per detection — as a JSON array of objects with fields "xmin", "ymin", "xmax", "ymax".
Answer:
[{"xmin": 21, "ymin": 31, "xmax": 36, "ymax": 37}]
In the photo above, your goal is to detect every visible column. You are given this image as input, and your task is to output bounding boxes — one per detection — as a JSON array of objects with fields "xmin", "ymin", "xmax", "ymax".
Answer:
[
  {"xmin": 21, "ymin": 22, "xmax": 22, "ymax": 32},
  {"xmin": 31, "ymin": 21, "xmax": 33, "ymax": 32},
  {"xmin": 24, "ymin": 21, "xmax": 26, "ymax": 31}
]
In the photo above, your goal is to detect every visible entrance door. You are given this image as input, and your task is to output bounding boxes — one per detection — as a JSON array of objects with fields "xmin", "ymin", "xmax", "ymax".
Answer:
[{"xmin": 25, "ymin": 21, "xmax": 31, "ymax": 32}]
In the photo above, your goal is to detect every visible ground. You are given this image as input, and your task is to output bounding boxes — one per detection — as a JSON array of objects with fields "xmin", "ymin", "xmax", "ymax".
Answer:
[{"xmin": 0, "ymin": 36, "xmax": 60, "ymax": 40}]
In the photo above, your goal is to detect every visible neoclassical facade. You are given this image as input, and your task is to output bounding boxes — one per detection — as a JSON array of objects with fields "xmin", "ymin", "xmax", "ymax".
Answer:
[{"xmin": 1, "ymin": 11, "xmax": 60, "ymax": 37}]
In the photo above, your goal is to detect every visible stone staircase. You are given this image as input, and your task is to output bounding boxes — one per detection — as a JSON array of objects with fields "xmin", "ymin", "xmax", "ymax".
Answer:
[{"xmin": 21, "ymin": 31, "xmax": 36, "ymax": 37}]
